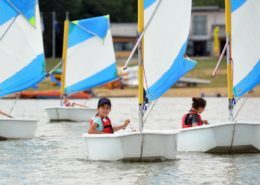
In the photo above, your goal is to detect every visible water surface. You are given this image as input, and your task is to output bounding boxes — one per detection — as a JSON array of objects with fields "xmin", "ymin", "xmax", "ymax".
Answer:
[{"xmin": 0, "ymin": 98, "xmax": 259, "ymax": 185}]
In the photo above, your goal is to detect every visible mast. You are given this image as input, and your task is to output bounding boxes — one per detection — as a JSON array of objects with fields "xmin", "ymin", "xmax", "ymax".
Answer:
[
  {"xmin": 138, "ymin": 0, "xmax": 144, "ymax": 131},
  {"xmin": 60, "ymin": 18, "xmax": 70, "ymax": 98},
  {"xmin": 225, "ymin": 0, "xmax": 234, "ymax": 121}
]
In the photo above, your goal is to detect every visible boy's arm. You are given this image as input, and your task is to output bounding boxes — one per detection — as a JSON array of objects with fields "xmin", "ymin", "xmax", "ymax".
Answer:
[
  {"xmin": 74, "ymin": 102, "xmax": 87, "ymax": 108},
  {"xmin": 113, "ymin": 119, "xmax": 130, "ymax": 132},
  {"xmin": 88, "ymin": 123, "xmax": 103, "ymax": 134}
]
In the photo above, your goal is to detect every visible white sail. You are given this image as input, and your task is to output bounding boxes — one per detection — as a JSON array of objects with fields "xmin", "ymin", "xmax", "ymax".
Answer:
[
  {"xmin": 144, "ymin": 0, "xmax": 197, "ymax": 101},
  {"xmin": 0, "ymin": 0, "xmax": 45, "ymax": 97},
  {"xmin": 64, "ymin": 15, "xmax": 117, "ymax": 95},
  {"xmin": 231, "ymin": 0, "xmax": 260, "ymax": 97}
]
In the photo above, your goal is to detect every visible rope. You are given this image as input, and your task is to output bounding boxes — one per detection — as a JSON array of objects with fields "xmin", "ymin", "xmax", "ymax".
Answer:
[
  {"xmin": 229, "ymin": 91, "xmax": 253, "ymax": 153},
  {"xmin": 0, "ymin": 16, "xmax": 17, "ymax": 41},
  {"xmin": 144, "ymin": 99, "xmax": 158, "ymax": 123},
  {"xmin": 8, "ymin": 92, "xmax": 21, "ymax": 115},
  {"xmin": 212, "ymin": 40, "xmax": 229, "ymax": 77},
  {"xmin": 143, "ymin": 64, "xmax": 149, "ymax": 93},
  {"xmin": 123, "ymin": 0, "xmax": 163, "ymax": 70},
  {"xmin": 233, "ymin": 91, "xmax": 253, "ymax": 121},
  {"xmin": 131, "ymin": 0, "xmax": 163, "ymax": 161},
  {"xmin": 229, "ymin": 120, "xmax": 237, "ymax": 154},
  {"xmin": 47, "ymin": 60, "xmax": 62, "ymax": 77},
  {"xmin": 139, "ymin": 129, "xmax": 145, "ymax": 161}
]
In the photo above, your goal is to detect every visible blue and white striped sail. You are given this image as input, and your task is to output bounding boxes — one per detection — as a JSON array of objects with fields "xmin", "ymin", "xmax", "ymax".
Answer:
[
  {"xmin": 0, "ymin": 0, "xmax": 45, "ymax": 97},
  {"xmin": 144, "ymin": 0, "xmax": 197, "ymax": 101},
  {"xmin": 231, "ymin": 0, "xmax": 260, "ymax": 97},
  {"xmin": 64, "ymin": 15, "xmax": 117, "ymax": 95}
]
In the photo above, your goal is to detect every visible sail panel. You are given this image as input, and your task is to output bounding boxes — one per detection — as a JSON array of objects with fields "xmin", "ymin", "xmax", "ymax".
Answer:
[
  {"xmin": 0, "ymin": 1, "xmax": 45, "ymax": 97},
  {"xmin": 65, "ymin": 16, "xmax": 117, "ymax": 95},
  {"xmin": 231, "ymin": 0, "xmax": 260, "ymax": 96},
  {"xmin": 144, "ymin": 0, "xmax": 196, "ymax": 101},
  {"xmin": 68, "ymin": 16, "xmax": 109, "ymax": 48}
]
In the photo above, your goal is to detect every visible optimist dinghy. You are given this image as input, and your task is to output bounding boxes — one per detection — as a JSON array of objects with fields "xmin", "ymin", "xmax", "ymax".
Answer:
[
  {"xmin": 83, "ymin": 0, "xmax": 197, "ymax": 161},
  {"xmin": 178, "ymin": 0, "xmax": 260, "ymax": 153},
  {"xmin": 45, "ymin": 15, "xmax": 118, "ymax": 122},
  {"xmin": 0, "ymin": 0, "xmax": 46, "ymax": 139}
]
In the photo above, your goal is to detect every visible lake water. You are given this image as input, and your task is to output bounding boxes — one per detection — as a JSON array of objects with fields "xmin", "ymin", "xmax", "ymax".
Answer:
[{"xmin": 0, "ymin": 98, "xmax": 259, "ymax": 185}]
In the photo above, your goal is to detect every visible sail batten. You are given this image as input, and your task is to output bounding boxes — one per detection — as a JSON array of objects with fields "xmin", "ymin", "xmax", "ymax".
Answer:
[
  {"xmin": 144, "ymin": 0, "xmax": 196, "ymax": 101},
  {"xmin": 231, "ymin": 0, "xmax": 260, "ymax": 97},
  {"xmin": 0, "ymin": 0, "xmax": 46, "ymax": 97},
  {"xmin": 64, "ymin": 15, "xmax": 117, "ymax": 95}
]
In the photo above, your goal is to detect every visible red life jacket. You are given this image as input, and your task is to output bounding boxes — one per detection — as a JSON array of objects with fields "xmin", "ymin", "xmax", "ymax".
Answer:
[
  {"xmin": 182, "ymin": 110, "xmax": 203, "ymax": 128},
  {"xmin": 89, "ymin": 116, "xmax": 114, "ymax": 134},
  {"xmin": 64, "ymin": 102, "xmax": 71, "ymax": 107}
]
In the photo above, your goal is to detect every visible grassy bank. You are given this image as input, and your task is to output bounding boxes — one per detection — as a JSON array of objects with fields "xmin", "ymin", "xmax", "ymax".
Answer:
[{"xmin": 37, "ymin": 57, "xmax": 260, "ymax": 97}]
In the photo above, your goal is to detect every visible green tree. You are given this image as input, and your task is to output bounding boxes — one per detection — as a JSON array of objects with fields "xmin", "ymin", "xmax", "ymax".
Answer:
[
  {"xmin": 193, "ymin": 0, "xmax": 225, "ymax": 8},
  {"xmin": 39, "ymin": 0, "xmax": 224, "ymax": 57},
  {"xmin": 80, "ymin": 0, "xmax": 137, "ymax": 22}
]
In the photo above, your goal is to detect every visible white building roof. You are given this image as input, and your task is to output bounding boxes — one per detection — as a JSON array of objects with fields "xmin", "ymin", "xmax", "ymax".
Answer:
[{"xmin": 111, "ymin": 23, "xmax": 137, "ymax": 37}]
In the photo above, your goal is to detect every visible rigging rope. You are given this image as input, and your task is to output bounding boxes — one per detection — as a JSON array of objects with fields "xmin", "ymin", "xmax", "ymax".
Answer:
[
  {"xmin": 233, "ymin": 91, "xmax": 253, "ymax": 121},
  {"xmin": 0, "ymin": 16, "xmax": 17, "ymax": 41},
  {"xmin": 47, "ymin": 60, "xmax": 62, "ymax": 77},
  {"xmin": 123, "ymin": 0, "xmax": 163, "ymax": 70},
  {"xmin": 229, "ymin": 90, "xmax": 253, "ymax": 153},
  {"xmin": 8, "ymin": 92, "xmax": 21, "ymax": 115},
  {"xmin": 144, "ymin": 99, "xmax": 158, "ymax": 123},
  {"xmin": 135, "ymin": 0, "xmax": 163, "ymax": 161}
]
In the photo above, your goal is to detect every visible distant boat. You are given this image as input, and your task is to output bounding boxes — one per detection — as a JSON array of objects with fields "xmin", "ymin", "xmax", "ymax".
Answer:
[
  {"xmin": 19, "ymin": 90, "xmax": 92, "ymax": 99},
  {"xmin": 83, "ymin": 0, "xmax": 197, "ymax": 161},
  {"xmin": 178, "ymin": 0, "xmax": 260, "ymax": 153},
  {"xmin": 0, "ymin": 0, "xmax": 45, "ymax": 139},
  {"xmin": 119, "ymin": 66, "xmax": 210, "ymax": 87},
  {"xmin": 45, "ymin": 15, "xmax": 118, "ymax": 122}
]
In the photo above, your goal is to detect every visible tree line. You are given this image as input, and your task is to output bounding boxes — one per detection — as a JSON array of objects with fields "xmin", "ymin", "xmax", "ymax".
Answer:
[{"xmin": 39, "ymin": 0, "xmax": 224, "ymax": 57}]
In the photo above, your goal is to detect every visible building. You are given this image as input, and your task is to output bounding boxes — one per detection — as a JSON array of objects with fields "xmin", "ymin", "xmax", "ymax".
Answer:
[
  {"xmin": 189, "ymin": 6, "xmax": 226, "ymax": 56},
  {"xmin": 111, "ymin": 6, "xmax": 226, "ymax": 58},
  {"xmin": 110, "ymin": 23, "xmax": 137, "ymax": 58}
]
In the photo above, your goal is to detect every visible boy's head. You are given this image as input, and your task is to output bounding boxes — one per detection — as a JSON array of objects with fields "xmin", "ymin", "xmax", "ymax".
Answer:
[
  {"xmin": 192, "ymin": 97, "xmax": 206, "ymax": 113},
  {"xmin": 97, "ymin": 97, "xmax": 111, "ymax": 117}
]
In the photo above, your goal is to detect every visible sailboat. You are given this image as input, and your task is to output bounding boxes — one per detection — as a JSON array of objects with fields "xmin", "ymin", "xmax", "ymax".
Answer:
[
  {"xmin": 83, "ymin": 0, "xmax": 197, "ymax": 161},
  {"xmin": 0, "ymin": 0, "xmax": 46, "ymax": 139},
  {"xmin": 45, "ymin": 15, "xmax": 118, "ymax": 122},
  {"xmin": 178, "ymin": 0, "xmax": 260, "ymax": 153}
]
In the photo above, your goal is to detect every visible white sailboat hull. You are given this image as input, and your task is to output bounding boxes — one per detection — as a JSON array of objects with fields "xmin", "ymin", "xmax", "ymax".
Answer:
[
  {"xmin": 178, "ymin": 121, "xmax": 260, "ymax": 153},
  {"xmin": 0, "ymin": 118, "xmax": 37, "ymax": 139},
  {"xmin": 83, "ymin": 130, "xmax": 178, "ymax": 161},
  {"xmin": 45, "ymin": 106, "xmax": 96, "ymax": 122}
]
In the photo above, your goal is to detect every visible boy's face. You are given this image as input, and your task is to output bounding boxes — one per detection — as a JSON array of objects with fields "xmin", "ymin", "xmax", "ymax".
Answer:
[
  {"xmin": 98, "ymin": 104, "xmax": 111, "ymax": 117},
  {"xmin": 197, "ymin": 107, "xmax": 205, "ymax": 114}
]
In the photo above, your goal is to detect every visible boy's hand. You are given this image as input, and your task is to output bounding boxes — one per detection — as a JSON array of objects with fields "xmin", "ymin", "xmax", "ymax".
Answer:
[
  {"xmin": 124, "ymin": 119, "xmax": 130, "ymax": 128},
  {"xmin": 203, "ymin": 120, "xmax": 209, "ymax": 125}
]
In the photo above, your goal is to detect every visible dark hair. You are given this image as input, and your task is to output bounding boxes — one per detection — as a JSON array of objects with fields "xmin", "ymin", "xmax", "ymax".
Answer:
[
  {"xmin": 97, "ymin": 97, "xmax": 111, "ymax": 108},
  {"xmin": 192, "ymin": 97, "xmax": 206, "ymax": 109}
]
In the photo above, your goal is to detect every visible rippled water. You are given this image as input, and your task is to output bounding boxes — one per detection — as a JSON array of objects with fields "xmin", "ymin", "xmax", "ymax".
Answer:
[{"xmin": 0, "ymin": 98, "xmax": 259, "ymax": 185}]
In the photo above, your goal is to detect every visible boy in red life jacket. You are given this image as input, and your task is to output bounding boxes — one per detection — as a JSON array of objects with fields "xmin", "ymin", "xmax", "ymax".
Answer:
[
  {"xmin": 182, "ymin": 97, "xmax": 209, "ymax": 128},
  {"xmin": 88, "ymin": 97, "xmax": 130, "ymax": 134}
]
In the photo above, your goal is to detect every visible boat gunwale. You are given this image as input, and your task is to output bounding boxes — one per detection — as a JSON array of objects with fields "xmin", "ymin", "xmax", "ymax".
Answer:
[
  {"xmin": 178, "ymin": 121, "xmax": 260, "ymax": 132},
  {"xmin": 83, "ymin": 130, "xmax": 179, "ymax": 138},
  {"xmin": 44, "ymin": 106, "xmax": 96, "ymax": 111},
  {"xmin": 0, "ymin": 118, "xmax": 37, "ymax": 122}
]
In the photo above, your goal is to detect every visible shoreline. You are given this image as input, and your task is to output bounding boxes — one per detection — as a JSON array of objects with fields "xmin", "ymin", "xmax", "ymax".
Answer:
[
  {"xmin": 94, "ymin": 86, "xmax": 260, "ymax": 98},
  {"xmin": 3, "ymin": 87, "xmax": 260, "ymax": 99}
]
